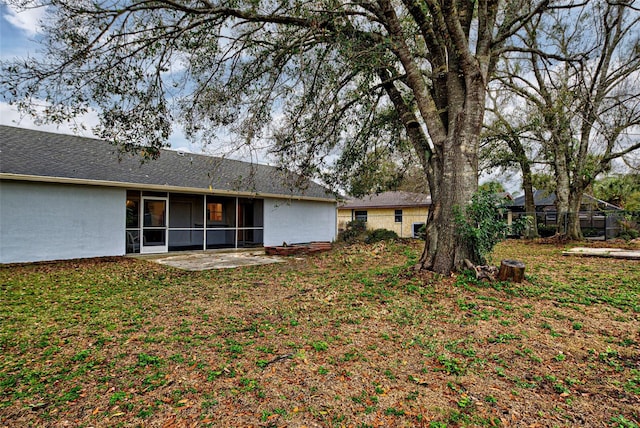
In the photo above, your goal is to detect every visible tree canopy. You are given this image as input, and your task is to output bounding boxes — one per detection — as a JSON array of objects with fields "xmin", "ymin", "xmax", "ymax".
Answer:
[
  {"xmin": 594, "ymin": 174, "xmax": 640, "ymax": 210},
  {"xmin": 2, "ymin": 0, "xmax": 561, "ymax": 274},
  {"xmin": 488, "ymin": 0, "xmax": 640, "ymax": 238}
]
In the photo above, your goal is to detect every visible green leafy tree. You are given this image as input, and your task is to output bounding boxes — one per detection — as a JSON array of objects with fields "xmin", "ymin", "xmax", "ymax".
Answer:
[
  {"xmin": 478, "ymin": 181, "xmax": 505, "ymax": 194},
  {"xmin": 345, "ymin": 149, "xmax": 431, "ymax": 197},
  {"xmin": 593, "ymin": 174, "xmax": 640, "ymax": 210},
  {"xmin": 627, "ymin": 194, "xmax": 640, "ymax": 212},
  {"xmin": 2, "ymin": 0, "xmax": 559, "ymax": 273},
  {"xmin": 345, "ymin": 148, "xmax": 409, "ymax": 197},
  {"xmin": 395, "ymin": 164, "xmax": 430, "ymax": 195},
  {"xmin": 482, "ymin": 91, "xmax": 548, "ymax": 238},
  {"xmin": 493, "ymin": 1, "xmax": 640, "ymax": 239},
  {"xmin": 531, "ymin": 173, "xmax": 557, "ymax": 196}
]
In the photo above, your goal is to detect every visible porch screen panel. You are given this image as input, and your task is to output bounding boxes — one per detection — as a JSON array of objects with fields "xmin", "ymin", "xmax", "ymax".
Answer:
[
  {"xmin": 144, "ymin": 200, "xmax": 166, "ymax": 227},
  {"xmin": 168, "ymin": 194, "xmax": 205, "ymax": 250},
  {"xmin": 126, "ymin": 230, "xmax": 140, "ymax": 254},
  {"xmin": 142, "ymin": 229, "xmax": 166, "ymax": 247},
  {"xmin": 126, "ymin": 190, "xmax": 141, "ymax": 253},
  {"xmin": 237, "ymin": 198, "xmax": 264, "ymax": 247},
  {"xmin": 126, "ymin": 191, "xmax": 140, "ymax": 228},
  {"xmin": 206, "ymin": 230, "xmax": 236, "ymax": 249},
  {"xmin": 169, "ymin": 230, "xmax": 204, "ymax": 251},
  {"xmin": 169, "ymin": 194, "xmax": 204, "ymax": 228},
  {"xmin": 206, "ymin": 196, "xmax": 236, "ymax": 228},
  {"xmin": 237, "ymin": 229, "xmax": 264, "ymax": 247}
]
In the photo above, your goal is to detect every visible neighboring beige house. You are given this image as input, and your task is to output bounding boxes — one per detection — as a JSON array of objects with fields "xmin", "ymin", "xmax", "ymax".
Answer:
[{"xmin": 338, "ymin": 191, "xmax": 431, "ymax": 238}]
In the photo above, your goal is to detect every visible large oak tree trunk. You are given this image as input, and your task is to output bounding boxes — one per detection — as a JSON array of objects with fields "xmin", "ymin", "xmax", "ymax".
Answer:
[
  {"xmin": 418, "ymin": 75, "xmax": 484, "ymax": 275},
  {"xmin": 521, "ymin": 164, "xmax": 539, "ymax": 239},
  {"xmin": 554, "ymin": 155, "xmax": 571, "ymax": 236},
  {"xmin": 421, "ymin": 148, "xmax": 478, "ymax": 274},
  {"xmin": 566, "ymin": 193, "xmax": 584, "ymax": 240}
]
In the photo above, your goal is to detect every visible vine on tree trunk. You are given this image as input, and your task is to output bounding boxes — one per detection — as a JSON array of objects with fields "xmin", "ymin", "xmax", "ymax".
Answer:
[{"xmin": 453, "ymin": 190, "xmax": 516, "ymax": 265}]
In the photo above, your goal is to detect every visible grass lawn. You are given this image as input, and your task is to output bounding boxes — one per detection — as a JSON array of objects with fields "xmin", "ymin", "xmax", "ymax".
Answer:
[{"xmin": 1, "ymin": 240, "xmax": 639, "ymax": 427}]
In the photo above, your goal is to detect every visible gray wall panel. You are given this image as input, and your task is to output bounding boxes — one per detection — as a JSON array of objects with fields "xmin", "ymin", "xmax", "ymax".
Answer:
[
  {"xmin": 1, "ymin": 181, "xmax": 125, "ymax": 263},
  {"xmin": 263, "ymin": 198, "xmax": 336, "ymax": 246}
]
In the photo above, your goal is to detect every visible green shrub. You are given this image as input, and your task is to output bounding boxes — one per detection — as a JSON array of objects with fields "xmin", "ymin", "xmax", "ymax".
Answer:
[
  {"xmin": 454, "ymin": 190, "xmax": 511, "ymax": 264},
  {"xmin": 618, "ymin": 216, "xmax": 639, "ymax": 241},
  {"xmin": 618, "ymin": 228, "xmax": 639, "ymax": 241},
  {"xmin": 582, "ymin": 227, "xmax": 601, "ymax": 238},
  {"xmin": 511, "ymin": 215, "xmax": 533, "ymax": 238},
  {"xmin": 365, "ymin": 229, "xmax": 399, "ymax": 243},
  {"xmin": 416, "ymin": 224, "xmax": 427, "ymax": 240},
  {"xmin": 338, "ymin": 220, "xmax": 367, "ymax": 243},
  {"xmin": 537, "ymin": 224, "xmax": 557, "ymax": 237}
]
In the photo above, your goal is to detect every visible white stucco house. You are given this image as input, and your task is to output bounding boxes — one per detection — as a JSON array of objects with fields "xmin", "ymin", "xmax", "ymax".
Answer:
[{"xmin": 0, "ymin": 126, "xmax": 338, "ymax": 264}]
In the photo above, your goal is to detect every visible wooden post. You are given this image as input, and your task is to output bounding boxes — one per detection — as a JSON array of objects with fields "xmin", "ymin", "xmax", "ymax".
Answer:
[{"xmin": 497, "ymin": 259, "xmax": 526, "ymax": 283}]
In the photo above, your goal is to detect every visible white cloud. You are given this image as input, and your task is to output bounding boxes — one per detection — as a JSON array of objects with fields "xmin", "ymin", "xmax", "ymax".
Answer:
[
  {"xmin": 0, "ymin": 101, "xmax": 99, "ymax": 138},
  {"xmin": 0, "ymin": 102, "xmax": 210, "ymax": 156},
  {"xmin": 480, "ymin": 170, "xmax": 522, "ymax": 195},
  {"xmin": 2, "ymin": 4, "xmax": 45, "ymax": 37}
]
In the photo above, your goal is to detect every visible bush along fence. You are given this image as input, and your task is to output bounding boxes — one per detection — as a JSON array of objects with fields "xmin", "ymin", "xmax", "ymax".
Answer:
[
  {"xmin": 338, "ymin": 210, "xmax": 640, "ymax": 242},
  {"xmin": 510, "ymin": 210, "xmax": 640, "ymax": 240}
]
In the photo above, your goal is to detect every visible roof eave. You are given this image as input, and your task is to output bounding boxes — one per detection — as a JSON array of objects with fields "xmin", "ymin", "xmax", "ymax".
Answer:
[
  {"xmin": 0, "ymin": 173, "xmax": 337, "ymax": 203},
  {"xmin": 338, "ymin": 204, "xmax": 431, "ymax": 209}
]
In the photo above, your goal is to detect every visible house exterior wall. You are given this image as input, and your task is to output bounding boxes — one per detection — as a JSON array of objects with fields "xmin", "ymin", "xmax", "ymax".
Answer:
[
  {"xmin": 263, "ymin": 198, "xmax": 337, "ymax": 245},
  {"xmin": 337, "ymin": 207, "xmax": 429, "ymax": 238},
  {"xmin": 0, "ymin": 181, "xmax": 125, "ymax": 263}
]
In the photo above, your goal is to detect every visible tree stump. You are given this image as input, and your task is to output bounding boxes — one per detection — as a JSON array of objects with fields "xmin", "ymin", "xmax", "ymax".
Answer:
[{"xmin": 497, "ymin": 259, "xmax": 526, "ymax": 283}]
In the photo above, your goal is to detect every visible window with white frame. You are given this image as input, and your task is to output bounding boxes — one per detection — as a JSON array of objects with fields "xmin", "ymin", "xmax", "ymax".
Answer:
[{"xmin": 354, "ymin": 210, "xmax": 367, "ymax": 222}]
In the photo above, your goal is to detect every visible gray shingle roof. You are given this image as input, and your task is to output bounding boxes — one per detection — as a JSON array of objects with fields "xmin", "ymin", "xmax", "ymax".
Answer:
[
  {"xmin": 339, "ymin": 191, "xmax": 431, "ymax": 209},
  {"xmin": 512, "ymin": 189, "xmax": 556, "ymax": 207},
  {"xmin": 0, "ymin": 125, "xmax": 336, "ymax": 201}
]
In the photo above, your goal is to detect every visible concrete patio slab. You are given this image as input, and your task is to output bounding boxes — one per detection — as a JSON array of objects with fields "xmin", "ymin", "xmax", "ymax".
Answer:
[
  {"xmin": 563, "ymin": 247, "xmax": 640, "ymax": 260},
  {"xmin": 132, "ymin": 250, "xmax": 285, "ymax": 271}
]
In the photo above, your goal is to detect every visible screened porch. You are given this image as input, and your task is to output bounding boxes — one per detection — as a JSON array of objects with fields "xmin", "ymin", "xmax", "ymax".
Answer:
[{"xmin": 125, "ymin": 190, "xmax": 264, "ymax": 254}]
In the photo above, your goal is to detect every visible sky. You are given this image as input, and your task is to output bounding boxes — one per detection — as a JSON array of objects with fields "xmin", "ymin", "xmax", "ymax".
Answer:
[
  {"xmin": 0, "ymin": 3, "xmax": 200, "ymax": 152},
  {"xmin": 0, "ymin": 5, "xmax": 85, "ymax": 129},
  {"xmin": 0, "ymin": 4, "xmax": 65, "ymax": 131}
]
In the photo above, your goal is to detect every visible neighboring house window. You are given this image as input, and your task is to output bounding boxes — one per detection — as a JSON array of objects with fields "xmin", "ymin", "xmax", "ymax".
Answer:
[
  {"xmin": 412, "ymin": 223, "xmax": 426, "ymax": 238},
  {"xmin": 208, "ymin": 202, "xmax": 223, "ymax": 222},
  {"xmin": 354, "ymin": 210, "xmax": 368, "ymax": 222},
  {"xmin": 395, "ymin": 209, "xmax": 403, "ymax": 223}
]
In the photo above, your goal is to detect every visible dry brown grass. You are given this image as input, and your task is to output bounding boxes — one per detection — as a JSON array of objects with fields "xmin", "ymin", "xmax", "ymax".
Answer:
[{"xmin": 1, "ymin": 239, "xmax": 638, "ymax": 427}]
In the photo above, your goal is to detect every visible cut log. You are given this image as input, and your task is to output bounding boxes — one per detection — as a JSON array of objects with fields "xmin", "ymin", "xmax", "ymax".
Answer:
[
  {"xmin": 497, "ymin": 259, "xmax": 526, "ymax": 283},
  {"xmin": 463, "ymin": 259, "xmax": 498, "ymax": 281}
]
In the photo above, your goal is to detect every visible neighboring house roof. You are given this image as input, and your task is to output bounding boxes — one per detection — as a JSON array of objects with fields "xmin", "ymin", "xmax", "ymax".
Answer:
[
  {"xmin": 339, "ymin": 191, "xmax": 431, "ymax": 209},
  {"xmin": 0, "ymin": 125, "xmax": 335, "ymax": 201},
  {"xmin": 512, "ymin": 189, "xmax": 556, "ymax": 207},
  {"xmin": 512, "ymin": 189, "xmax": 621, "ymax": 210}
]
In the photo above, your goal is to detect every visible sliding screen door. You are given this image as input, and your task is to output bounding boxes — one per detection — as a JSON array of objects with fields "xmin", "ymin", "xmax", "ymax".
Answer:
[{"xmin": 141, "ymin": 197, "xmax": 168, "ymax": 254}]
